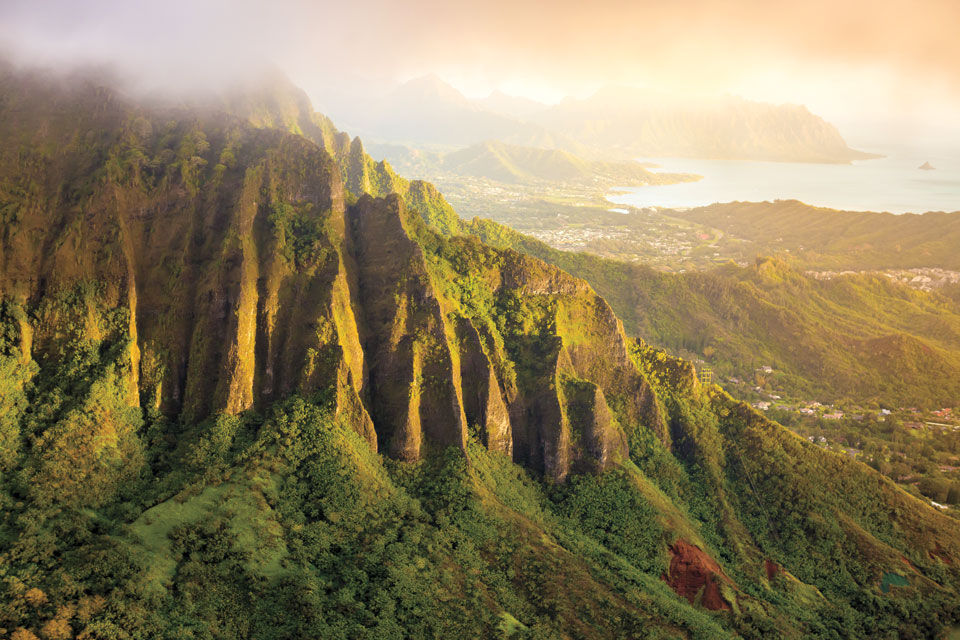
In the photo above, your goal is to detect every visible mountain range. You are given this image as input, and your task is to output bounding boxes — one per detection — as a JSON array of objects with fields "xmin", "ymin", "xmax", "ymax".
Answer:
[
  {"xmin": 0, "ymin": 64, "xmax": 958, "ymax": 639},
  {"xmin": 321, "ymin": 75, "xmax": 877, "ymax": 164}
]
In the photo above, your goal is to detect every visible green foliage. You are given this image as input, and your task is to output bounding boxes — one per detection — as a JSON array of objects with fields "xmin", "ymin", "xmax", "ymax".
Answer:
[
  {"xmin": 267, "ymin": 200, "xmax": 329, "ymax": 267},
  {"xmin": 551, "ymin": 469, "xmax": 668, "ymax": 574},
  {"xmin": 468, "ymin": 214, "xmax": 960, "ymax": 409},
  {"xmin": 681, "ymin": 200, "xmax": 960, "ymax": 271},
  {"xmin": 2, "ymin": 67, "xmax": 960, "ymax": 640}
]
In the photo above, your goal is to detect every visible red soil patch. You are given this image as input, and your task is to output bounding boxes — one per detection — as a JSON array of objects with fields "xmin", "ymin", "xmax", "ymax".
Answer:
[
  {"xmin": 900, "ymin": 555, "xmax": 920, "ymax": 572},
  {"xmin": 929, "ymin": 544, "xmax": 953, "ymax": 565},
  {"xmin": 662, "ymin": 540, "xmax": 732, "ymax": 611},
  {"xmin": 764, "ymin": 558, "xmax": 780, "ymax": 581}
]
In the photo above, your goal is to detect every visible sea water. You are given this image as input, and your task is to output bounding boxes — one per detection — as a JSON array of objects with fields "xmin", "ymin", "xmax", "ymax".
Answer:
[{"xmin": 607, "ymin": 144, "xmax": 960, "ymax": 214}]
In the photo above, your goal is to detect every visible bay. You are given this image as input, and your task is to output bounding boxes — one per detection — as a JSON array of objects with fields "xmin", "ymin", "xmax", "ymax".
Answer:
[{"xmin": 607, "ymin": 144, "xmax": 960, "ymax": 214}]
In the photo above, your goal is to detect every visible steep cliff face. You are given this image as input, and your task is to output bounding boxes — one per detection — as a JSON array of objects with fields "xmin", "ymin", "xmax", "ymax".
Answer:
[
  {"xmin": 3, "ymin": 67, "xmax": 960, "ymax": 639},
  {"xmin": 0, "ymin": 68, "xmax": 649, "ymax": 478},
  {"xmin": 347, "ymin": 194, "xmax": 468, "ymax": 459}
]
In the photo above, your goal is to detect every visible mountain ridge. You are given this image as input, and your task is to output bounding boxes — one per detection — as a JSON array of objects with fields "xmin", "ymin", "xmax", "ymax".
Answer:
[
  {"xmin": 534, "ymin": 87, "xmax": 878, "ymax": 163},
  {"xmin": 440, "ymin": 139, "xmax": 700, "ymax": 186},
  {"xmin": 1, "ymin": 65, "xmax": 959, "ymax": 639},
  {"xmin": 318, "ymin": 74, "xmax": 877, "ymax": 163}
]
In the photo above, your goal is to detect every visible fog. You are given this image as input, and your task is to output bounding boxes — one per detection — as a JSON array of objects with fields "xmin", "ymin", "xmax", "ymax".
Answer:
[{"xmin": 2, "ymin": 0, "xmax": 959, "ymax": 145}]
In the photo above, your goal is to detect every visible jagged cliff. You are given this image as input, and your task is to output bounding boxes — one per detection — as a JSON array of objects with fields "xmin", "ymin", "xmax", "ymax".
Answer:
[
  {"xmin": 2, "ymin": 66, "xmax": 960, "ymax": 639},
  {"xmin": 0, "ymin": 67, "xmax": 651, "ymax": 480}
]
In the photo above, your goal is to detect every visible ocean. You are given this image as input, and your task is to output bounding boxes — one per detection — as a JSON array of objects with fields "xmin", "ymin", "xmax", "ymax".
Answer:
[{"xmin": 607, "ymin": 144, "xmax": 960, "ymax": 214}]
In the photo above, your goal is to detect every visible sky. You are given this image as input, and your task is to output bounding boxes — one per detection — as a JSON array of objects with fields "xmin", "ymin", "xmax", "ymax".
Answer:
[{"xmin": 1, "ymin": 0, "xmax": 959, "ymax": 145}]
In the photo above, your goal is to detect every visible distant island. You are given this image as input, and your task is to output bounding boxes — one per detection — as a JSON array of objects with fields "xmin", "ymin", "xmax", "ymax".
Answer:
[{"xmin": 919, "ymin": 161, "xmax": 936, "ymax": 170}]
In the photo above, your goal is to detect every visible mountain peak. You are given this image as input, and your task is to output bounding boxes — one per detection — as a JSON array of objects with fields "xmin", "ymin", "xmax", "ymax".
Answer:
[{"xmin": 395, "ymin": 73, "xmax": 469, "ymax": 104}]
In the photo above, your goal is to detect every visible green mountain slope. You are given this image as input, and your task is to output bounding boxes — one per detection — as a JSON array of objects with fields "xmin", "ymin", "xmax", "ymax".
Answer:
[
  {"xmin": 675, "ymin": 200, "xmax": 960, "ymax": 270},
  {"xmin": 440, "ymin": 140, "xmax": 698, "ymax": 186},
  {"xmin": 216, "ymin": 71, "xmax": 462, "ymax": 236},
  {"xmin": 466, "ymin": 219, "xmax": 960, "ymax": 408},
  {"xmin": 1, "ymin": 66, "xmax": 960, "ymax": 640}
]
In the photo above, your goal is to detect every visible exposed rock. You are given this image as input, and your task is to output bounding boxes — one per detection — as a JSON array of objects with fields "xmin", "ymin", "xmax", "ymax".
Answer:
[
  {"xmin": 663, "ymin": 540, "xmax": 734, "ymax": 611},
  {"xmin": 0, "ymin": 69, "xmax": 675, "ymax": 481},
  {"xmin": 347, "ymin": 194, "xmax": 467, "ymax": 459},
  {"xmin": 765, "ymin": 558, "xmax": 781, "ymax": 581},
  {"xmin": 561, "ymin": 378, "xmax": 627, "ymax": 474},
  {"xmin": 455, "ymin": 317, "xmax": 512, "ymax": 455}
]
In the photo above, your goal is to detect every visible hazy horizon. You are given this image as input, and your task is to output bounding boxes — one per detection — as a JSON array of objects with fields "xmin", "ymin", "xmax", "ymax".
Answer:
[{"xmin": 2, "ymin": 0, "xmax": 959, "ymax": 149}]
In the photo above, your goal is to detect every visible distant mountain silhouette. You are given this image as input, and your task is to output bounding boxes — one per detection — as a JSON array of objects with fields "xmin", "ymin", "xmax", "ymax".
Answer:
[
  {"xmin": 328, "ymin": 76, "xmax": 878, "ymax": 163},
  {"xmin": 532, "ymin": 86, "xmax": 879, "ymax": 163}
]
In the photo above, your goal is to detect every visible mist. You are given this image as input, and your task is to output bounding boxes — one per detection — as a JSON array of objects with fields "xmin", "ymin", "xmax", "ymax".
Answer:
[{"xmin": 1, "ymin": 0, "xmax": 958, "ymax": 144}]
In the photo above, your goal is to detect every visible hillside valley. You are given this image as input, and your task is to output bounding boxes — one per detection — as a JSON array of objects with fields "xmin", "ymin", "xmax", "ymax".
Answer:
[{"xmin": 1, "ymin": 65, "xmax": 960, "ymax": 640}]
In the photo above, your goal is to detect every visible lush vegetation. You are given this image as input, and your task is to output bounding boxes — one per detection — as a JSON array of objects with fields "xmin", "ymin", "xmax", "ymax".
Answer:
[
  {"xmin": 677, "ymin": 200, "xmax": 960, "ymax": 271},
  {"xmin": 2, "ymin": 64, "xmax": 960, "ymax": 640},
  {"xmin": 466, "ymin": 218, "xmax": 960, "ymax": 409},
  {"xmin": 4, "ymin": 302, "xmax": 960, "ymax": 638}
]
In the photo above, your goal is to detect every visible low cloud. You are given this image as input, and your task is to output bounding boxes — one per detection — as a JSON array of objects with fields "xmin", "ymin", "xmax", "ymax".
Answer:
[{"xmin": 1, "ymin": 0, "xmax": 957, "ymax": 132}]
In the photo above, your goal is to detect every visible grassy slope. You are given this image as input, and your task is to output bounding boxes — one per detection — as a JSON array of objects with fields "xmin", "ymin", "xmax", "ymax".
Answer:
[
  {"xmin": 465, "ymin": 218, "xmax": 960, "ymax": 408},
  {"xmin": 440, "ymin": 140, "xmax": 694, "ymax": 186},
  {"xmin": 676, "ymin": 200, "xmax": 960, "ymax": 270},
  {"xmin": 4, "ymin": 257, "xmax": 960, "ymax": 639}
]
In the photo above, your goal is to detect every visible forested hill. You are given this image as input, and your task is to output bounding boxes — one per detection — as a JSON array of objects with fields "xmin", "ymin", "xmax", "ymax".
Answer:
[
  {"xmin": 464, "ymin": 219, "xmax": 960, "ymax": 408},
  {"xmin": 438, "ymin": 140, "xmax": 699, "ymax": 186},
  {"xmin": 1, "ymin": 65, "xmax": 959, "ymax": 639},
  {"xmin": 674, "ymin": 200, "xmax": 960, "ymax": 270}
]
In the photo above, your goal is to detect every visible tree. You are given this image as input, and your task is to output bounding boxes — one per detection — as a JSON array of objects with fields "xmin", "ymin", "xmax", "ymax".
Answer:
[{"xmin": 918, "ymin": 477, "xmax": 951, "ymax": 503}]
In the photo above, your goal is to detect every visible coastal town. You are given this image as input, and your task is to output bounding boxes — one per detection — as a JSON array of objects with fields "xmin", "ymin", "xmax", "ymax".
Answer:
[
  {"xmin": 431, "ymin": 173, "xmax": 746, "ymax": 270},
  {"xmin": 808, "ymin": 267, "xmax": 960, "ymax": 291}
]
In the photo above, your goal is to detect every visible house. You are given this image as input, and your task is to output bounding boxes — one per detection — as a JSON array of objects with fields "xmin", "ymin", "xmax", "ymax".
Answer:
[
  {"xmin": 758, "ymin": 365, "xmax": 774, "ymax": 374},
  {"xmin": 754, "ymin": 401, "xmax": 771, "ymax": 411},
  {"xmin": 823, "ymin": 412, "xmax": 844, "ymax": 420}
]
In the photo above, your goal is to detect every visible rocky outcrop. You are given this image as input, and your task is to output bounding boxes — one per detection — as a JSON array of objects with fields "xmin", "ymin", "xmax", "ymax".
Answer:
[
  {"xmin": 0, "ymin": 69, "xmax": 670, "ymax": 481},
  {"xmin": 347, "ymin": 194, "xmax": 468, "ymax": 459},
  {"xmin": 455, "ymin": 318, "xmax": 512, "ymax": 455}
]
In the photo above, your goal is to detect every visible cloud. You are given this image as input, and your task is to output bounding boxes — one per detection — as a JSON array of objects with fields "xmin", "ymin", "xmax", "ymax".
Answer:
[{"xmin": 1, "ymin": 0, "xmax": 957, "ymax": 129}]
